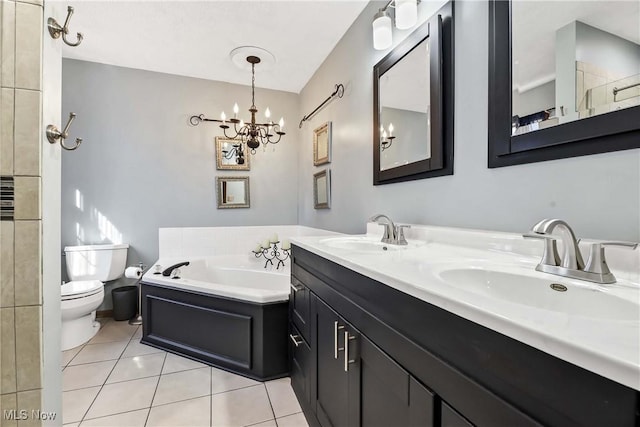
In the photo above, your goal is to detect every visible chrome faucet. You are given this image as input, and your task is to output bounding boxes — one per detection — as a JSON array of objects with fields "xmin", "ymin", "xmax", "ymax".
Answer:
[
  {"xmin": 369, "ymin": 214, "xmax": 411, "ymax": 245},
  {"xmin": 531, "ymin": 219, "xmax": 585, "ymax": 270},
  {"xmin": 524, "ymin": 218, "xmax": 637, "ymax": 284}
]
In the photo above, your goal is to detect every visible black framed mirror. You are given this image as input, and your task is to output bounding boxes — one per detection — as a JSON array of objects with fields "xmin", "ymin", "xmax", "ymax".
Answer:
[
  {"xmin": 488, "ymin": 0, "xmax": 640, "ymax": 168},
  {"xmin": 373, "ymin": 1, "xmax": 454, "ymax": 185}
]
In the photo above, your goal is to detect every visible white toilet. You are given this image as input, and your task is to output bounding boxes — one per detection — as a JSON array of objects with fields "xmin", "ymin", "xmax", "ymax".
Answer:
[{"xmin": 62, "ymin": 243, "xmax": 129, "ymax": 351}]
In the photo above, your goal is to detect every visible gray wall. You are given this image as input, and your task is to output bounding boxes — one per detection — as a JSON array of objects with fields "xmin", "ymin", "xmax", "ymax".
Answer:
[
  {"xmin": 576, "ymin": 21, "xmax": 640, "ymax": 78},
  {"xmin": 62, "ymin": 60, "xmax": 300, "ymax": 309},
  {"xmin": 380, "ymin": 107, "xmax": 429, "ymax": 170},
  {"xmin": 512, "ymin": 80, "xmax": 555, "ymax": 117},
  {"xmin": 298, "ymin": 0, "xmax": 640, "ymax": 241}
]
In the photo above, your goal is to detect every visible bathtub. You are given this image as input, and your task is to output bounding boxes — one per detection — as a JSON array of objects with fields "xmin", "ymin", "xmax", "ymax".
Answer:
[
  {"xmin": 142, "ymin": 255, "xmax": 290, "ymax": 303},
  {"xmin": 140, "ymin": 255, "xmax": 290, "ymax": 381}
]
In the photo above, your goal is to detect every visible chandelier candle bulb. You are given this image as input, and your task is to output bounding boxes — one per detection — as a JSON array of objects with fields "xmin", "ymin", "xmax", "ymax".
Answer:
[
  {"xmin": 265, "ymin": 107, "xmax": 271, "ymax": 119},
  {"xmin": 233, "ymin": 103, "xmax": 239, "ymax": 117},
  {"xmin": 389, "ymin": 123, "xmax": 394, "ymax": 136},
  {"xmin": 279, "ymin": 118, "xmax": 284, "ymax": 131}
]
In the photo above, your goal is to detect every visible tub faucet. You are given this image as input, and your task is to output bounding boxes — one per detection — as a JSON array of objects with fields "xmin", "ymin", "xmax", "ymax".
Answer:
[
  {"xmin": 162, "ymin": 261, "xmax": 190, "ymax": 277},
  {"xmin": 523, "ymin": 218, "xmax": 637, "ymax": 284}
]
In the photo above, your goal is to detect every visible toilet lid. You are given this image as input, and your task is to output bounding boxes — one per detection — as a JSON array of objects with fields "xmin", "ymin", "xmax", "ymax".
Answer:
[{"xmin": 61, "ymin": 280, "xmax": 103, "ymax": 299}]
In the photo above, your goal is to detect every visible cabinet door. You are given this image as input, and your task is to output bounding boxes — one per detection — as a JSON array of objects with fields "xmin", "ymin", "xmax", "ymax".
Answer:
[
  {"xmin": 441, "ymin": 402, "xmax": 475, "ymax": 427},
  {"xmin": 290, "ymin": 276, "xmax": 311, "ymax": 341},
  {"xmin": 315, "ymin": 298, "xmax": 360, "ymax": 427},
  {"xmin": 360, "ymin": 336, "xmax": 435, "ymax": 427},
  {"xmin": 290, "ymin": 324, "xmax": 311, "ymax": 406}
]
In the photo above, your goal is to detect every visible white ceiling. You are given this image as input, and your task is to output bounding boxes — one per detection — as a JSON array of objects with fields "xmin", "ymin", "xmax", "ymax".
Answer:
[
  {"xmin": 512, "ymin": 0, "xmax": 640, "ymax": 91},
  {"xmin": 61, "ymin": 0, "xmax": 369, "ymax": 94}
]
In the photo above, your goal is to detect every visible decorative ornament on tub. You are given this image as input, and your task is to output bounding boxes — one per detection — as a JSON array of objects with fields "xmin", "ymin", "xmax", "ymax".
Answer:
[{"xmin": 252, "ymin": 233, "xmax": 291, "ymax": 269}]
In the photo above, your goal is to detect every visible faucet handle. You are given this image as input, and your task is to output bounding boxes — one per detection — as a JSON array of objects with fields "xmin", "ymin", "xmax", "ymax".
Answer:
[
  {"xmin": 523, "ymin": 233, "xmax": 561, "ymax": 266},
  {"xmin": 395, "ymin": 225, "xmax": 411, "ymax": 245},
  {"xmin": 584, "ymin": 241, "xmax": 638, "ymax": 277}
]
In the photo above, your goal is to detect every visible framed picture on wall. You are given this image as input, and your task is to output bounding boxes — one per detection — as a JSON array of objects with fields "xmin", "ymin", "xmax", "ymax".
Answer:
[
  {"xmin": 215, "ymin": 137, "xmax": 250, "ymax": 171},
  {"xmin": 216, "ymin": 176, "xmax": 250, "ymax": 209},
  {"xmin": 313, "ymin": 122, "xmax": 332, "ymax": 166},
  {"xmin": 313, "ymin": 169, "xmax": 331, "ymax": 209}
]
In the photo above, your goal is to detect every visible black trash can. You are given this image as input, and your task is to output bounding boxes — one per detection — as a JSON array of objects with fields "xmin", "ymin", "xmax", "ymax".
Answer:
[{"xmin": 112, "ymin": 285, "xmax": 138, "ymax": 321}]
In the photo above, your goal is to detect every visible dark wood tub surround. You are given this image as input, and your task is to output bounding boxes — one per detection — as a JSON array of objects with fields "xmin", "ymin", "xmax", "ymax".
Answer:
[
  {"xmin": 141, "ymin": 282, "xmax": 289, "ymax": 381},
  {"xmin": 289, "ymin": 245, "xmax": 639, "ymax": 427}
]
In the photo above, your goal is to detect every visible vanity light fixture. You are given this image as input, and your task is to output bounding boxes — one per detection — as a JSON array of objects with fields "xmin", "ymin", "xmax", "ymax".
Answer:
[
  {"xmin": 190, "ymin": 48, "xmax": 285, "ymax": 154},
  {"xmin": 372, "ymin": 0, "xmax": 419, "ymax": 50},
  {"xmin": 380, "ymin": 123, "xmax": 396, "ymax": 151}
]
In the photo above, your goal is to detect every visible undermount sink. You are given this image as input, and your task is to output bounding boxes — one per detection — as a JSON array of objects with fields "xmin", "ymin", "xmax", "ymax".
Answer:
[
  {"xmin": 318, "ymin": 236, "xmax": 424, "ymax": 252},
  {"xmin": 438, "ymin": 268, "xmax": 639, "ymax": 321}
]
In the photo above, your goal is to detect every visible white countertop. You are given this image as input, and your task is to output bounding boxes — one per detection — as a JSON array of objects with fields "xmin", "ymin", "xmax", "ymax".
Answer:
[{"xmin": 290, "ymin": 224, "xmax": 640, "ymax": 391}]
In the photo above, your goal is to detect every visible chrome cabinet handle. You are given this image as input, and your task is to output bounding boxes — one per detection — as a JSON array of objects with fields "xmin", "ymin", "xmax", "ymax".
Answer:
[
  {"xmin": 290, "ymin": 334, "xmax": 303, "ymax": 347},
  {"xmin": 344, "ymin": 331, "xmax": 356, "ymax": 372},
  {"xmin": 290, "ymin": 283, "xmax": 303, "ymax": 293},
  {"xmin": 334, "ymin": 321, "xmax": 345, "ymax": 359}
]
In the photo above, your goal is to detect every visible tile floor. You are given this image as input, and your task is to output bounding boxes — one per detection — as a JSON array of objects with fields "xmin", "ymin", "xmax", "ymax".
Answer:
[{"xmin": 61, "ymin": 319, "xmax": 308, "ymax": 427}]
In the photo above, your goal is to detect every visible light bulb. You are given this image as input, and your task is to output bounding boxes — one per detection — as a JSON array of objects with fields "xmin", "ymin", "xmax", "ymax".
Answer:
[
  {"xmin": 279, "ymin": 117, "xmax": 284, "ymax": 130},
  {"xmin": 233, "ymin": 103, "xmax": 239, "ymax": 116},
  {"xmin": 372, "ymin": 9, "xmax": 392, "ymax": 50},
  {"xmin": 265, "ymin": 107, "xmax": 271, "ymax": 119},
  {"xmin": 388, "ymin": 123, "xmax": 394, "ymax": 136},
  {"xmin": 395, "ymin": 0, "xmax": 417, "ymax": 30},
  {"xmin": 382, "ymin": 130, "xmax": 388, "ymax": 139},
  {"xmin": 221, "ymin": 111, "xmax": 226, "ymax": 121}
]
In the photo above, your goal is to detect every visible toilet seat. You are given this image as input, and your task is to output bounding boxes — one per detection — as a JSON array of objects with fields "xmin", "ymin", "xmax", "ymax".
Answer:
[{"xmin": 62, "ymin": 280, "xmax": 103, "ymax": 301}]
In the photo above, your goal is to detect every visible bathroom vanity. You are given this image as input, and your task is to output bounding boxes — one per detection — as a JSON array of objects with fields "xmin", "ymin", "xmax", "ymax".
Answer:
[{"xmin": 288, "ymin": 227, "xmax": 640, "ymax": 427}]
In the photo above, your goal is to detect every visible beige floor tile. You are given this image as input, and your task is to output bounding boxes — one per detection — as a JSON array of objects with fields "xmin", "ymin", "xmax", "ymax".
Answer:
[
  {"xmin": 85, "ymin": 376, "xmax": 158, "ymax": 420},
  {"xmin": 106, "ymin": 353, "xmax": 165, "ymax": 384},
  {"xmin": 89, "ymin": 321, "xmax": 138, "ymax": 344},
  {"xmin": 152, "ymin": 367, "xmax": 211, "ymax": 406},
  {"xmin": 79, "ymin": 408, "xmax": 148, "ymax": 427},
  {"xmin": 63, "ymin": 424, "xmax": 79, "ymax": 427},
  {"xmin": 265, "ymin": 378, "xmax": 302, "ymax": 418},
  {"xmin": 61, "ymin": 345, "xmax": 84, "ymax": 368},
  {"xmin": 132, "ymin": 327, "xmax": 142, "ymax": 339},
  {"xmin": 146, "ymin": 396, "xmax": 210, "ymax": 427},
  {"xmin": 276, "ymin": 412, "xmax": 308, "ymax": 427},
  {"xmin": 211, "ymin": 367, "xmax": 260, "ymax": 395},
  {"xmin": 62, "ymin": 386, "xmax": 101, "ymax": 424},
  {"xmin": 250, "ymin": 421, "xmax": 277, "ymax": 427},
  {"xmin": 69, "ymin": 341, "xmax": 128, "ymax": 365},
  {"xmin": 121, "ymin": 339, "xmax": 165, "ymax": 358},
  {"xmin": 161, "ymin": 352, "xmax": 207, "ymax": 375},
  {"xmin": 211, "ymin": 385, "xmax": 274, "ymax": 427},
  {"xmin": 63, "ymin": 360, "xmax": 117, "ymax": 391}
]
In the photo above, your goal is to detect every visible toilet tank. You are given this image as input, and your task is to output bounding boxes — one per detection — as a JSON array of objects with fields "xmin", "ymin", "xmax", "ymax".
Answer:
[{"xmin": 64, "ymin": 244, "xmax": 129, "ymax": 282}]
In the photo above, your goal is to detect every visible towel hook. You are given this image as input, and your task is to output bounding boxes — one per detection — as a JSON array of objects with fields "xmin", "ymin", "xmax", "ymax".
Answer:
[
  {"xmin": 46, "ymin": 113, "xmax": 83, "ymax": 151},
  {"xmin": 47, "ymin": 6, "xmax": 83, "ymax": 47}
]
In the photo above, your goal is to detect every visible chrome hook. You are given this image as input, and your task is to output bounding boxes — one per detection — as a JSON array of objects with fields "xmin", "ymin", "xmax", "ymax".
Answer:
[
  {"xmin": 46, "ymin": 113, "xmax": 83, "ymax": 151},
  {"xmin": 47, "ymin": 6, "xmax": 83, "ymax": 47}
]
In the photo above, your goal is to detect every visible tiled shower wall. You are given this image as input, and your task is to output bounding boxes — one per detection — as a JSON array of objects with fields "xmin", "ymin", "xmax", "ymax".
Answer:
[{"xmin": 1, "ymin": 0, "xmax": 44, "ymax": 426}]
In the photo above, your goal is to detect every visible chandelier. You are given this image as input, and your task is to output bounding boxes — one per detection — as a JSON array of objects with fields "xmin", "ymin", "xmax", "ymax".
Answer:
[{"xmin": 190, "ymin": 54, "xmax": 285, "ymax": 154}]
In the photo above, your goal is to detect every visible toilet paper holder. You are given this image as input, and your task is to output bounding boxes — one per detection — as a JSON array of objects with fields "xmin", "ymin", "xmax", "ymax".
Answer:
[{"xmin": 128, "ymin": 262, "xmax": 146, "ymax": 326}]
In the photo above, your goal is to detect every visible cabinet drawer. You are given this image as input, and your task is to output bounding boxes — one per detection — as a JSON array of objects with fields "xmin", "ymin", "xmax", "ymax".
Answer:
[
  {"xmin": 290, "ymin": 276, "xmax": 311, "ymax": 341},
  {"xmin": 289, "ymin": 323, "xmax": 311, "ymax": 407}
]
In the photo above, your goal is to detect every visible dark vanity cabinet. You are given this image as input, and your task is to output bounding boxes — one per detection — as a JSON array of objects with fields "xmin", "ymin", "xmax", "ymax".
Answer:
[{"xmin": 288, "ymin": 246, "xmax": 640, "ymax": 427}]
